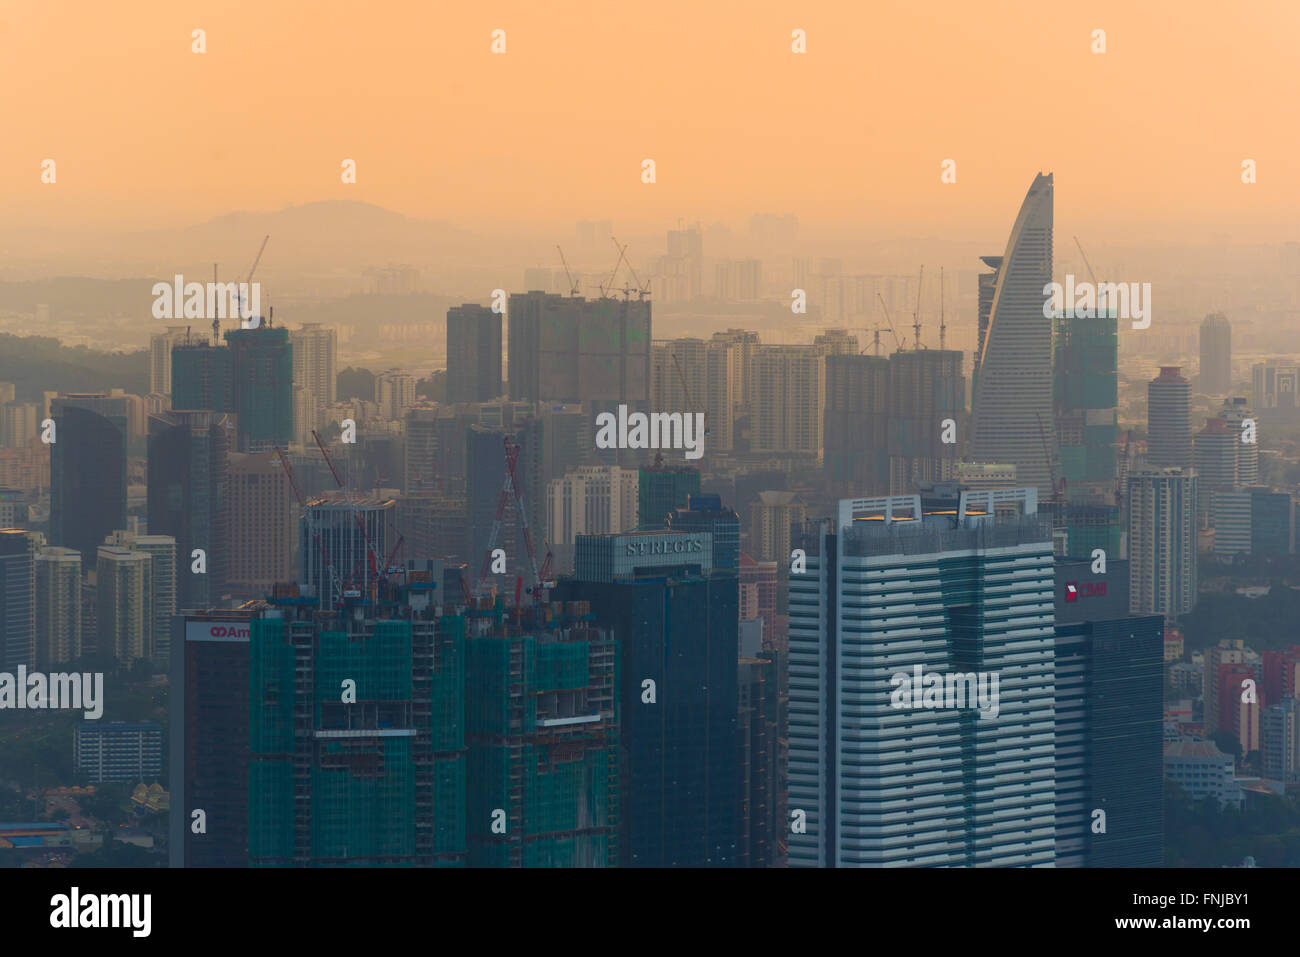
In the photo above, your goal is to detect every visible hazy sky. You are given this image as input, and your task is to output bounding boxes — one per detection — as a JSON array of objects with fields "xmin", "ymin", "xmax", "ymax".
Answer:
[{"xmin": 5, "ymin": 0, "xmax": 1299, "ymax": 239}]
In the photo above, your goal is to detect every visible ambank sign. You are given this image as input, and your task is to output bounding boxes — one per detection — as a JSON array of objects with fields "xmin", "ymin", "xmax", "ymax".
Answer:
[{"xmin": 185, "ymin": 620, "xmax": 251, "ymax": 642}]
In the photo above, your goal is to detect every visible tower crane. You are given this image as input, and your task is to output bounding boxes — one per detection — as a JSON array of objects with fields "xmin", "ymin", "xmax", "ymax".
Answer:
[
  {"xmin": 556, "ymin": 245, "xmax": 580, "ymax": 296},
  {"xmin": 912, "ymin": 265, "xmax": 924, "ymax": 349},
  {"xmin": 875, "ymin": 294, "xmax": 905, "ymax": 351}
]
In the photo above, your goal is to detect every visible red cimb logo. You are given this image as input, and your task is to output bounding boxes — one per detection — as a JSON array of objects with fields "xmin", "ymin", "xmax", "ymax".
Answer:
[{"xmin": 1065, "ymin": 583, "xmax": 1079, "ymax": 603}]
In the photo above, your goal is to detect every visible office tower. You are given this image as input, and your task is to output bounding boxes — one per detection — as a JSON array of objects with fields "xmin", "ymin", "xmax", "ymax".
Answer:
[
  {"xmin": 1199, "ymin": 313, "xmax": 1232, "ymax": 396},
  {"xmin": 150, "ymin": 326, "xmax": 190, "ymax": 396},
  {"xmin": 105, "ymin": 531, "xmax": 176, "ymax": 662},
  {"xmin": 375, "ymin": 371, "xmax": 417, "ymax": 421},
  {"xmin": 35, "ymin": 546, "xmax": 81, "ymax": 666},
  {"xmin": 248, "ymin": 594, "xmax": 467, "ymax": 866},
  {"xmin": 753, "ymin": 345, "xmax": 824, "ymax": 458},
  {"xmin": 225, "ymin": 452, "xmax": 295, "ymax": 599},
  {"xmin": 887, "ymin": 349, "xmax": 965, "ymax": 493},
  {"xmin": 823, "ymin": 354, "xmax": 890, "ymax": 497},
  {"xmin": 400, "ymin": 495, "xmax": 469, "ymax": 568},
  {"xmin": 739, "ymin": 553, "xmax": 780, "ymax": 652},
  {"xmin": 750, "ymin": 491, "xmax": 804, "ymax": 563},
  {"xmin": 788, "ymin": 487, "xmax": 1056, "ymax": 867},
  {"xmin": 171, "ymin": 342, "xmax": 234, "ymax": 414},
  {"xmin": 507, "ymin": 292, "xmax": 651, "ymax": 406},
  {"xmin": 1251, "ymin": 362, "xmax": 1300, "ymax": 424},
  {"xmin": 1052, "ymin": 556, "xmax": 1163, "ymax": 867},
  {"xmin": 737, "ymin": 653, "xmax": 779, "ymax": 867},
  {"xmin": 49, "ymin": 397, "xmax": 127, "ymax": 562},
  {"xmin": 1127, "ymin": 467, "xmax": 1197, "ymax": 623},
  {"xmin": 466, "ymin": 423, "xmax": 543, "ymax": 593},
  {"xmin": 75, "ymin": 721, "xmax": 163, "ymax": 784},
  {"xmin": 554, "ymin": 529, "xmax": 739, "ymax": 866},
  {"xmin": 1203, "ymin": 640, "xmax": 1251, "ymax": 738},
  {"xmin": 97, "ymin": 544, "xmax": 153, "ymax": 664},
  {"xmin": 446, "ymin": 304, "xmax": 503, "ymax": 403},
  {"xmin": 637, "ymin": 462, "xmax": 699, "ymax": 529},
  {"xmin": 667, "ymin": 493, "xmax": 740, "ymax": 573},
  {"xmin": 1252, "ymin": 489, "xmax": 1296, "ymax": 556},
  {"xmin": 711, "ymin": 329, "xmax": 760, "ymax": 416},
  {"xmin": 300, "ymin": 497, "xmax": 397, "ymax": 604},
  {"xmin": 1262, "ymin": 698, "xmax": 1300, "ymax": 782},
  {"xmin": 546, "ymin": 465, "xmax": 639, "ymax": 547},
  {"xmin": 466, "ymin": 609, "xmax": 619, "ymax": 866},
  {"xmin": 1146, "ymin": 367, "xmax": 1193, "ymax": 469},
  {"xmin": 970, "ymin": 172, "xmax": 1056, "ymax": 496},
  {"xmin": 0, "ymin": 529, "xmax": 34, "ymax": 671},
  {"xmin": 290, "ymin": 324, "xmax": 337, "ymax": 444},
  {"xmin": 169, "ymin": 610, "xmax": 256, "ymax": 867},
  {"xmin": 224, "ymin": 325, "xmax": 293, "ymax": 452},
  {"xmin": 147, "ymin": 409, "xmax": 229, "ymax": 612}
]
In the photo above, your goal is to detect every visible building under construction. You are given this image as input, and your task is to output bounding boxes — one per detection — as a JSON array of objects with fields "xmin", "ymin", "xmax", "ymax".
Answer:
[{"xmin": 465, "ymin": 602, "xmax": 619, "ymax": 867}]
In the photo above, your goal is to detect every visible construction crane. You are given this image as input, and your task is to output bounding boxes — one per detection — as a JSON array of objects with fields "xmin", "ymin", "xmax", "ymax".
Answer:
[
  {"xmin": 670, "ymin": 350, "xmax": 708, "ymax": 436},
  {"xmin": 860, "ymin": 325, "xmax": 885, "ymax": 356},
  {"xmin": 312, "ymin": 429, "xmax": 385, "ymax": 598},
  {"xmin": 875, "ymin": 293, "xmax": 905, "ymax": 351},
  {"xmin": 1072, "ymin": 235, "xmax": 1106, "ymax": 315},
  {"xmin": 601, "ymin": 239, "xmax": 629, "ymax": 298},
  {"xmin": 1036, "ymin": 412, "xmax": 1065, "ymax": 530},
  {"xmin": 938, "ymin": 266, "xmax": 947, "ymax": 351},
  {"xmin": 475, "ymin": 435, "xmax": 542, "ymax": 599},
  {"xmin": 274, "ymin": 446, "xmax": 343, "ymax": 607},
  {"xmin": 232, "ymin": 234, "xmax": 270, "ymax": 331},
  {"xmin": 612, "ymin": 236, "xmax": 650, "ymax": 300},
  {"xmin": 912, "ymin": 265, "xmax": 924, "ymax": 349},
  {"xmin": 556, "ymin": 245, "xmax": 580, "ymax": 296}
]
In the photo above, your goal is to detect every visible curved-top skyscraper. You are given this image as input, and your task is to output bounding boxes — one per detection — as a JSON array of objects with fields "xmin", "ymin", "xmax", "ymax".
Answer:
[{"xmin": 971, "ymin": 172, "xmax": 1055, "ymax": 497}]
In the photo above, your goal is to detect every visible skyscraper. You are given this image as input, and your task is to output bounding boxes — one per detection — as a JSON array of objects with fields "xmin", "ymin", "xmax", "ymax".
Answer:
[
  {"xmin": 49, "ymin": 397, "xmax": 127, "ymax": 563},
  {"xmin": 749, "ymin": 491, "xmax": 804, "ymax": 564},
  {"xmin": 97, "ymin": 543, "xmax": 153, "ymax": 664},
  {"xmin": 35, "ymin": 546, "xmax": 81, "ymax": 666},
  {"xmin": 789, "ymin": 486, "xmax": 1056, "ymax": 867},
  {"xmin": 446, "ymin": 304, "xmax": 502, "ymax": 403},
  {"xmin": 171, "ymin": 342, "xmax": 234, "ymax": 415},
  {"xmin": 637, "ymin": 461, "xmax": 699, "ymax": 529},
  {"xmin": 1199, "ymin": 313, "xmax": 1232, "ymax": 396},
  {"xmin": 226, "ymin": 452, "xmax": 295, "ymax": 599},
  {"xmin": 0, "ymin": 529, "xmax": 34, "ymax": 671},
  {"xmin": 224, "ymin": 325, "xmax": 293, "ymax": 452},
  {"xmin": 888, "ymin": 349, "xmax": 965, "ymax": 493},
  {"xmin": 1146, "ymin": 367, "xmax": 1192, "ymax": 469},
  {"xmin": 971, "ymin": 172, "xmax": 1056, "ymax": 496},
  {"xmin": 823, "ymin": 354, "xmax": 890, "ymax": 497},
  {"xmin": 106, "ymin": 531, "xmax": 176, "ymax": 663},
  {"xmin": 150, "ymin": 326, "xmax": 190, "ymax": 396},
  {"xmin": 667, "ymin": 493, "xmax": 741, "ymax": 573},
  {"xmin": 1127, "ymin": 466, "xmax": 1197, "ymax": 623},
  {"xmin": 546, "ymin": 465, "xmax": 639, "ymax": 547},
  {"xmin": 300, "ymin": 497, "xmax": 397, "ymax": 604},
  {"xmin": 752, "ymin": 345, "xmax": 824, "ymax": 458},
  {"xmin": 290, "ymin": 323, "xmax": 337, "ymax": 443},
  {"xmin": 554, "ymin": 529, "xmax": 739, "ymax": 866}
]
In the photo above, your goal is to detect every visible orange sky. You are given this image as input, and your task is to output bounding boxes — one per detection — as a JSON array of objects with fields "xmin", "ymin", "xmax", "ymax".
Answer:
[{"xmin": 4, "ymin": 0, "xmax": 1298, "ymax": 238}]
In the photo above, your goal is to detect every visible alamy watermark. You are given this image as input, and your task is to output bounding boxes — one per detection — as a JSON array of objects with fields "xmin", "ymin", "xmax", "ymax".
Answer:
[
  {"xmin": 890, "ymin": 664, "xmax": 999, "ymax": 719},
  {"xmin": 594, "ymin": 404, "xmax": 705, "ymax": 460},
  {"xmin": 1043, "ymin": 274, "xmax": 1152, "ymax": 329},
  {"xmin": 152, "ymin": 275, "xmax": 261, "ymax": 323},
  {"xmin": 0, "ymin": 667, "xmax": 103, "ymax": 719}
]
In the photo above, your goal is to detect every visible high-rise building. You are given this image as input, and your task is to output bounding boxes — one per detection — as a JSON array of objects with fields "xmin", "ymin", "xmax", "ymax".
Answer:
[
  {"xmin": 1218, "ymin": 397, "xmax": 1259, "ymax": 486},
  {"xmin": 753, "ymin": 346, "xmax": 824, "ymax": 458},
  {"xmin": 105, "ymin": 531, "xmax": 176, "ymax": 662},
  {"xmin": 49, "ymin": 398, "xmax": 127, "ymax": 563},
  {"xmin": 300, "ymin": 497, "xmax": 397, "ymax": 605},
  {"xmin": 1199, "ymin": 313, "xmax": 1232, "ymax": 396},
  {"xmin": 737, "ymin": 653, "xmax": 779, "ymax": 867},
  {"xmin": 1262, "ymin": 698, "xmax": 1300, "ymax": 783},
  {"xmin": 739, "ymin": 553, "xmax": 780, "ymax": 653},
  {"xmin": 169, "ymin": 609, "xmax": 257, "ymax": 867},
  {"xmin": 637, "ymin": 462, "xmax": 699, "ymax": 529},
  {"xmin": 650, "ymin": 337, "xmax": 735, "ymax": 455},
  {"xmin": 1203, "ymin": 640, "xmax": 1251, "ymax": 738},
  {"xmin": 150, "ymin": 326, "xmax": 191, "ymax": 397},
  {"xmin": 446, "ymin": 304, "xmax": 503, "ymax": 403},
  {"xmin": 0, "ymin": 529, "xmax": 34, "ymax": 671},
  {"xmin": 35, "ymin": 546, "xmax": 81, "ymax": 666},
  {"xmin": 97, "ymin": 544, "xmax": 153, "ymax": 664},
  {"xmin": 823, "ymin": 354, "xmax": 890, "ymax": 497},
  {"xmin": 0, "ymin": 401, "xmax": 39, "ymax": 448},
  {"xmin": 1147, "ymin": 367, "xmax": 1193, "ymax": 469},
  {"xmin": 1054, "ymin": 310, "xmax": 1118, "ymax": 505},
  {"xmin": 466, "ymin": 608, "xmax": 619, "ymax": 866},
  {"xmin": 248, "ymin": 593, "xmax": 467, "ymax": 866},
  {"xmin": 813, "ymin": 329, "xmax": 859, "ymax": 356},
  {"xmin": 711, "ymin": 329, "xmax": 760, "ymax": 416},
  {"xmin": 465, "ymin": 423, "xmax": 543, "ymax": 592},
  {"xmin": 1193, "ymin": 418, "xmax": 1236, "ymax": 527},
  {"xmin": 667, "ymin": 493, "xmax": 740, "ymax": 573},
  {"xmin": 887, "ymin": 349, "xmax": 965, "ymax": 493},
  {"xmin": 1052, "ymin": 557, "xmax": 1164, "ymax": 867},
  {"xmin": 666, "ymin": 223, "xmax": 704, "ymax": 300},
  {"xmin": 789, "ymin": 486, "xmax": 1056, "ymax": 867},
  {"xmin": 970, "ymin": 172, "xmax": 1056, "ymax": 496},
  {"xmin": 224, "ymin": 326, "xmax": 293, "ymax": 451},
  {"xmin": 1252, "ymin": 489, "xmax": 1296, "ymax": 556},
  {"xmin": 507, "ymin": 293, "xmax": 650, "ymax": 407},
  {"xmin": 1127, "ymin": 467, "xmax": 1197, "ymax": 623},
  {"xmin": 226, "ymin": 452, "xmax": 295, "ymax": 599},
  {"xmin": 1251, "ymin": 362, "xmax": 1300, "ymax": 424},
  {"xmin": 290, "ymin": 323, "xmax": 337, "ymax": 444},
  {"xmin": 375, "ymin": 371, "xmax": 417, "ymax": 421},
  {"xmin": 546, "ymin": 465, "xmax": 639, "ymax": 548},
  {"xmin": 171, "ymin": 342, "xmax": 234, "ymax": 415},
  {"xmin": 750, "ymin": 491, "xmax": 804, "ymax": 564},
  {"xmin": 148, "ymin": 410, "xmax": 230, "ymax": 610},
  {"xmin": 554, "ymin": 529, "xmax": 739, "ymax": 866}
]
